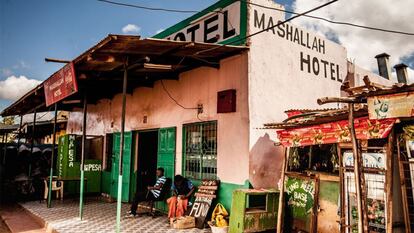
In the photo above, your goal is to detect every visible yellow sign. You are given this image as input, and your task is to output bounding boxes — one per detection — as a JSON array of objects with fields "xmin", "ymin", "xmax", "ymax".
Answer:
[{"xmin": 368, "ymin": 92, "xmax": 414, "ymax": 119}]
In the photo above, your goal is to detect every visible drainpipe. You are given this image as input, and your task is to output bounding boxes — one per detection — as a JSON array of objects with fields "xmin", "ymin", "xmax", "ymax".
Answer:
[
  {"xmin": 116, "ymin": 57, "xmax": 128, "ymax": 233},
  {"xmin": 375, "ymin": 53, "xmax": 391, "ymax": 79},
  {"xmin": 394, "ymin": 63, "xmax": 408, "ymax": 84}
]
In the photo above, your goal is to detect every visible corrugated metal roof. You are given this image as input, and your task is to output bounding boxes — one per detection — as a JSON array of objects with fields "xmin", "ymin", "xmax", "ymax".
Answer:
[
  {"xmin": 0, "ymin": 123, "xmax": 19, "ymax": 133},
  {"xmin": 264, "ymin": 105, "xmax": 368, "ymax": 129},
  {"xmin": 1, "ymin": 35, "xmax": 248, "ymax": 117}
]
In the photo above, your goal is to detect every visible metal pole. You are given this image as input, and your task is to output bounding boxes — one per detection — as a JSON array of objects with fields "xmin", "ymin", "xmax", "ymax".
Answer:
[
  {"xmin": 1, "ymin": 134, "xmax": 7, "ymax": 165},
  {"xmin": 79, "ymin": 93, "xmax": 87, "ymax": 220},
  {"xmin": 116, "ymin": 58, "xmax": 128, "ymax": 233},
  {"xmin": 17, "ymin": 115, "xmax": 23, "ymax": 148},
  {"xmin": 348, "ymin": 103, "xmax": 368, "ymax": 232},
  {"xmin": 3, "ymin": 133, "xmax": 8, "ymax": 165},
  {"xmin": 29, "ymin": 109, "xmax": 37, "ymax": 177},
  {"xmin": 47, "ymin": 103, "xmax": 58, "ymax": 208}
]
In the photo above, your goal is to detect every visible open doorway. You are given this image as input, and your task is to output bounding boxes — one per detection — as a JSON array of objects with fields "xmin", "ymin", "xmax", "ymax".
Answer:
[{"xmin": 136, "ymin": 130, "xmax": 158, "ymax": 193}]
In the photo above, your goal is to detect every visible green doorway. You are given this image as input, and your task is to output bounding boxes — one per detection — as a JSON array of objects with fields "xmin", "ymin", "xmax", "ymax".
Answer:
[
  {"xmin": 130, "ymin": 127, "xmax": 176, "ymax": 211},
  {"xmin": 135, "ymin": 130, "xmax": 159, "ymax": 195}
]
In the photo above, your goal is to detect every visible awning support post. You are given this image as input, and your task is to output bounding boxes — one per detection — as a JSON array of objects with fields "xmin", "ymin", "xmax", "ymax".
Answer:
[
  {"xmin": 2, "ymin": 134, "xmax": 6, "ymax": 165},
  {"xmin": 3, "ymin": 133, "xmax": 8, "ymax": 165},
  {"xmin": 28, "ymin": 108, "xmax": 37, "ymax": 177},
  {"xmin": 79, "ymin": 93, "xmax": 87, "ymax": 220},
  {"xmin": 17, "ymin": 115, "xmax": 23, "ymax": 148},
  {"xmin": 276, "ymin": 147, "xmax": 289, "ymax": 233},
  {"xmin": 116, "ymin": 57, "xmax": 128, "ymax": 233},
  {"xmin": 348, "ymin": 103, "xmax": 368, "ymax": 232},
  {"xmin": 47, "ymin": 103, "xmax": 58, "ymax": 208}
]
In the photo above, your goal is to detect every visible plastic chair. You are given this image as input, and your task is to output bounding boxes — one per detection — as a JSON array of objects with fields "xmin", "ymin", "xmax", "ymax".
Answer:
[{"xmin": 43, "ymin": 177, "xmax": 64, "ymax": 200}]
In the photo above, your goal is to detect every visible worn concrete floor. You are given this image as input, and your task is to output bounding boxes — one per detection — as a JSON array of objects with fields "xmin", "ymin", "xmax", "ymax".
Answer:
[{"xmin": 19, "ymin": 198, "xmax": 211, "ymax": 233}]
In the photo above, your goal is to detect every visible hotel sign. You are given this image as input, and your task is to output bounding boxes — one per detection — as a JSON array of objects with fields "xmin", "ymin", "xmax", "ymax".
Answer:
[
  {"xmin": 153, "ymin": 0, "xmax": 246, "ymax": 45},
  {"xmin": 44, "ymin": 62, "xmax": 78, "ymax": 106}
]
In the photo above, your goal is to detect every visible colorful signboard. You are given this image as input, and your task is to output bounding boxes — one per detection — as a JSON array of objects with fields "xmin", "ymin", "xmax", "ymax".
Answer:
[
  {"xmin": 285, "ymin": 175, "xmax": 317, "ymax": 232},
  {"xmin": 44, "ymin": 62, "xmax": 78, "ymax": 106},
  {"xmin": 277, "ymin": 117, "xmax": 396, "ymax": 147},
  {"xmin": 368, "ymin": 92, "xmax": 414, "ymax": 119},
  {"xmin": 344, "ymin": 172, "xmax": 386, "ymax": 232},
  {"xmin": 153, "ymin": 0, "xmax": 246, "ymax": 45},
  {"xmin": 343, "ymin": 152, "xmax": 386, "ymax": 170}
]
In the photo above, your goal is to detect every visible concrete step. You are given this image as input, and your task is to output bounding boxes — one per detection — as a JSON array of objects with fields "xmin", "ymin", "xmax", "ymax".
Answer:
[{"xmin": 0, "ymin": 203, "xmax": 46, "ymax": 233}]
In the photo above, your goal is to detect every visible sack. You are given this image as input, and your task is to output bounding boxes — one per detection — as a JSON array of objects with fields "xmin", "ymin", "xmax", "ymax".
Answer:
[
  {"xmin": 211, "ymin": 203, "xmax": 229, "ymax": 227},
  {"xmin": 171, "ymin": 216, "xmax": 196, "ymax": 229}
]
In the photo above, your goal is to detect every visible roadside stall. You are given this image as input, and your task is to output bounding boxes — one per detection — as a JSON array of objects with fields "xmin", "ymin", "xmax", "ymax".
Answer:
[
  {"xmin": 363, "ymin": 86, "xmax": 414, "ymax": 232},
  {"xmin": 56, "ymin": 134, "xmax": 103, "ymax": 195},
  {"xmin": 265, "ymin": 106, "xmax": 401, "ymax": 233},
  {"xmin": 265, "ymin": 81, "xmax": 414, "ymax": 233}
]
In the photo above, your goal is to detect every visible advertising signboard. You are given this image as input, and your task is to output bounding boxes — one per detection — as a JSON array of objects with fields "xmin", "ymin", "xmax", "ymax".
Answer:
[
  {"xmin": 44, "ymin": 62, "xmax": 78, "ymax": 106},
  {"xmin": 285, "ymin": 174, "xmax": 318, "ymax": 233},
  {"xmin": 368, "ymin": 92, "xmax": 414, "ymax": 119},
  {"xmin": 343, "ymin": 152, "xmax": 386, "ymax": 170}
]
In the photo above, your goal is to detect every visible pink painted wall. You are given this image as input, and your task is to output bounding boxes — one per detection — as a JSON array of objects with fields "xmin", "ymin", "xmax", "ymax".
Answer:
[{"xmin": 66, "ymin": 53, "xmax": 250, "ymax": 185}]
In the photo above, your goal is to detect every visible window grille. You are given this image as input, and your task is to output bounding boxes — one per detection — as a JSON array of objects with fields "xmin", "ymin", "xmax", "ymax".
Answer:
[{"xmin": 183, "ymin": 121, "xmax": 217, "ymax": 180}]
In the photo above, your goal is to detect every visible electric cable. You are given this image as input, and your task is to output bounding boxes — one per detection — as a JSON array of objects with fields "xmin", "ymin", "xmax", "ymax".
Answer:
[
  {"xmin": 243, "ymin": 0, "xmax": 414, "ymax": 36},
  {"xmin": 194, "ymin": 0, "xmax": 339, "ymax": 55},
  {"xmin": 160, "ymin": 79, "xmax": 198, "ymax": 110},
  {"xmin": 97, "ymin": 0, "xmax": 414, "ymax": 36}
]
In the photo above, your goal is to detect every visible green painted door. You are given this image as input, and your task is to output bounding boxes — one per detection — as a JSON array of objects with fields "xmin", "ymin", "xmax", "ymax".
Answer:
[
  {"xmin": 156, "ymin": 127, "xmax": 176, "ymax": 211},
  {"xmin": 110, "ymin": 132, "xmax": 132, "ymax": 202}
]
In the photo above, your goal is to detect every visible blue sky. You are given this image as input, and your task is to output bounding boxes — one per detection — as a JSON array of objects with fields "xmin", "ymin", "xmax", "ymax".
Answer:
[
  {"xmin": 0, "ymin": 0, "xmax": 290, "ymax": 113},
  {"xmin": 1, "ymin": 0, "xmax": 413, "ymax": 113}
]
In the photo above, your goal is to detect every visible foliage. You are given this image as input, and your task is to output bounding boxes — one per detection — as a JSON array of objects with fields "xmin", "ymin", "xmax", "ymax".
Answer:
[{"xmin": 2, "ymin": 116, "xmax": 15, "ymax": 125}]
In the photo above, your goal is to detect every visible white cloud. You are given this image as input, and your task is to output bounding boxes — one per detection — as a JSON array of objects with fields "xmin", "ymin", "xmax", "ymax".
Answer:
[
  {"xmin": 156, "ymin": 28, "xmax": 164, "ymax": 34},
  {"xmin": 292, "ymin": 0, "xmax": 414, "ymax": 83},
  {"xmin": 0, "ymin": 75, "xmax": 41, "ymax": 100},
  {"xmin": 122, "ymin": 24, "xmax": 141, "ymax": 34}
]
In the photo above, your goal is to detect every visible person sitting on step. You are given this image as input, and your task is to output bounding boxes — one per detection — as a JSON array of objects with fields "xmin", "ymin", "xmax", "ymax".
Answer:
[{"xmin": 167, "ymin": 175, "xmax": 195, "ymax": 219}]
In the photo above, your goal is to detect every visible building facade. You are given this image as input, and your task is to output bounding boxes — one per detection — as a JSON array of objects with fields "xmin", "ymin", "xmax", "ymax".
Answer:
[{"xmin": 65, "ymin": 0, "xmax": 394, "ymax": 209}]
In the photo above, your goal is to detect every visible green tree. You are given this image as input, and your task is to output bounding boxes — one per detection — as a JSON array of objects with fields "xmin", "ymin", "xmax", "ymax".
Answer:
[{"xmin": 2, "ymin": 116, "xmax": 15, "ymax": 125}]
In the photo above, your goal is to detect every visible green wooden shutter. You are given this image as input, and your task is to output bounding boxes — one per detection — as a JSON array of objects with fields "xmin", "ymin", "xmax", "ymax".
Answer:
[
  {"xmin": 156, "ymin": 127, "xmax": 176, "ymax": 211},
  {"xmin": 121, "ymin": 132, "xmax": 132, "ymax": 202},
  {"xmin": 110, "ymin": 133, "xmax": 120, "ymax": 198},
  {"xmin": 110, "ymin": 132, "xmax": 132, "ymax": 202}
]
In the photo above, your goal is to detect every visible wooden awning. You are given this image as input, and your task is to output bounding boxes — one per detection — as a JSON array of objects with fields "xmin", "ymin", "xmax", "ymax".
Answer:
[
  {"xmin": 1, "ymin": 35, "xmax": 247, "ymax": 116},
  {"xmin": 277, "ymin": 117, "xmax": 396, "ymax": 147}
]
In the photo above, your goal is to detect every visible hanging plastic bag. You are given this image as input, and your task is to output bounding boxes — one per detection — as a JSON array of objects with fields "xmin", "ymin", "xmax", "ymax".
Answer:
[{"xmin": 211, "ymin": 203, "xmax": 229, "ymax": 227}]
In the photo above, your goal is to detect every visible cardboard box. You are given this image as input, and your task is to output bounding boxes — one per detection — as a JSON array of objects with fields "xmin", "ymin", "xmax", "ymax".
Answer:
[{"xmin": 171, "ymin": 216, "xmax": 196, "ymax": 229}]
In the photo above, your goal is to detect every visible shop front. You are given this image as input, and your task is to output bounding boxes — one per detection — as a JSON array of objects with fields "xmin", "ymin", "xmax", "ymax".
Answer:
[{"xmin": 267, "ymin": 109, "xmax": 402, "ymax": 233}]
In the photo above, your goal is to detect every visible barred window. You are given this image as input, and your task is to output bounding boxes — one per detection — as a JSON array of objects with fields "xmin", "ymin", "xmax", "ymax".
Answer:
[{"xmin": 183, "ymin": 121, "xmax": 217, "ymax": 180}]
